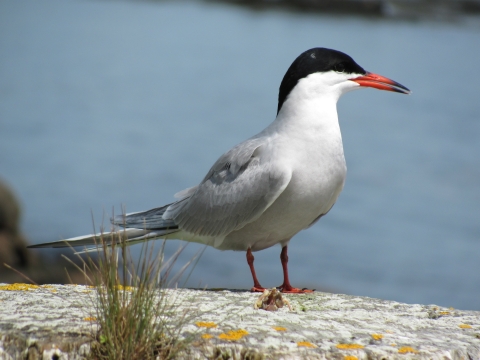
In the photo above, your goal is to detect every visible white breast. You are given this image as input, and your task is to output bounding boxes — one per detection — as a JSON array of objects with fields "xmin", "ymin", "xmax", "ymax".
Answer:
[{"xmin": 220, "ymin": 73, "xmax": 349, "ymax": 252}]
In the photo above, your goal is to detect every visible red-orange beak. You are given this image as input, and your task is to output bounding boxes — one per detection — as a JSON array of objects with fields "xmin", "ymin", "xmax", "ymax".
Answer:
[{"xmin": 351, "ymin": 72, "xmax": 411, "ymax": 94}]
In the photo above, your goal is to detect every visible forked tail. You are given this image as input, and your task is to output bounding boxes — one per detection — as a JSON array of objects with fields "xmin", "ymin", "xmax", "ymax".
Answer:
[{"xmin": 28, "ymin": 204, "xmax": 180, "ymax": 252}]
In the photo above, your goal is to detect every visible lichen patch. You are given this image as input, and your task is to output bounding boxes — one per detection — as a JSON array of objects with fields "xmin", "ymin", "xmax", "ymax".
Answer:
[
  {"xmin": 398, "ymin": 346, "xmax": 418, "ymax": 354},
  {"xmin": 297, "ymin": 341, "xmax": 316, "ymax": 348},
  {"xmin": 218, "ymin": 329, "xmax": 249, "ymax": 341},
  {"xmin": 0, "ymin": 283, "xmax": 39, "ymax": 291},
  {"xmin": 196, "ymin": 322, "xmax": 217, "ymax": 328}
]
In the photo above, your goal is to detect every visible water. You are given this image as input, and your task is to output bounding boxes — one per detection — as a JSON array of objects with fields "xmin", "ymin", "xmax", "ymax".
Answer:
[{"xmin": 1, "ymin": 0, "xmax": 479, "ymax": 310}]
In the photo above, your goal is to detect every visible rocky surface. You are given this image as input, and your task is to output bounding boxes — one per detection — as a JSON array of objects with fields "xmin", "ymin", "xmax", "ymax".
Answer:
[{"xmin": 0, "ymin": 284, "xmax": 479, "ymax": 359}]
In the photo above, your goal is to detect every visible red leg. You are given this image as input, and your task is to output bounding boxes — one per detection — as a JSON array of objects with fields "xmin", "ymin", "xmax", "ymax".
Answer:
[
  {"xmin": 278, "ymin": 245, "xmax": 314, "ymax": 294},
  {"xmin": 247, "ymin": 248, "xmax": 266, "ymax": 292}
]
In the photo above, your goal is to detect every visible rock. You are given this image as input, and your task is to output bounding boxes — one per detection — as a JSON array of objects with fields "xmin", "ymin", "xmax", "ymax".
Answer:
[
  {"xmin": 0, "ymin": 179, "xmax": 31, "ymax": 269},
  {"xmin": 0, "ymin": 285, "xmax": 479, "ymax": 359},
  {"xmin": 0, "ymin": 179, "xmax": 94, "ymax": 285}
]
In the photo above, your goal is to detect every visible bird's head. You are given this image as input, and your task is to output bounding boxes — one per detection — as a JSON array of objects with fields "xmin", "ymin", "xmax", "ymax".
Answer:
[{"xmin": 277, "ymin": 48, "xmax": 410, "ymax": 114}]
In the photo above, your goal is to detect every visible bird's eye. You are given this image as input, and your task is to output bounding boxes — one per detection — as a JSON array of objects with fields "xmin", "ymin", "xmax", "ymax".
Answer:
[{"xmin": 334, "ymin": 64, "xmax": 345, "ymax": 73}]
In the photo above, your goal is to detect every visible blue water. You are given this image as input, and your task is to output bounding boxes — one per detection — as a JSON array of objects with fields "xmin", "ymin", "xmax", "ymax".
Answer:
[{"xmin": 1, "ymin": 0, "xmax": 479, "ymax": 310}]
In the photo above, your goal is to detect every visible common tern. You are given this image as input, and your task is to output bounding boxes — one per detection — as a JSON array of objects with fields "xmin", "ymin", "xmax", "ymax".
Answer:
[{"xmin": 29, "ymin": 48, "xmax": 410, "ymax": 293}]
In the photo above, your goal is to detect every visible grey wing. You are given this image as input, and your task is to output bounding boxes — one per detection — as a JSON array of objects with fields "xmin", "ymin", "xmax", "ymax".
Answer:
[
  {"xmin": 162, "ymin": 138, "xmax": 292, "ymax": 237},
  {"xmin": 110, "ymin": 187, "xmax": 198, "ymax": 230}
]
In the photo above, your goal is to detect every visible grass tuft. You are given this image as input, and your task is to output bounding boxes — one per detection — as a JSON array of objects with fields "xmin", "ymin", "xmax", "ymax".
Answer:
[{"xmin": 74, "ymin": 225, "xmax": 200, "ymax": 360}]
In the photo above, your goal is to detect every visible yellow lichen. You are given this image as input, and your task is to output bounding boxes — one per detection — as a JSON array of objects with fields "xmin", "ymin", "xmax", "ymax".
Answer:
[
  {"xmin": 0, "ymin": 284, "xmax": 57, "ymax": 292},
  {"xmin": 115, "ymin": 285, "xmax": 134, "ymax": 291},
  {"xmin": 83, "ymin": 317, "xmax": 97, "ymax": 321},
  {"xmin": 195, "ymin": 322, "xmax": 217, "ymax": 328},
  {"xmin": 344, "ymin": 356, "xmax": 358, "ymax": 360},
  {"xmin": 272, "ymin": 326, "xmax": 287, "ymax": 331},
  {"xmin": 0, "ymin": 283, "xmax": 39, "ymax": 291},
  {"xmin": 398, "ymin": 346, "xmax": 418, "ymax": 354},
  {"xmin": 218, "ymin": 329, "xmax": 249, "ymax": 341},
  {"xmin": 439, "ymin": 311, "xmax": 450, "ymax": 315},
  {"xmin": 371, "ymin": 334, "xmax": 383, "ymax": 340},
  {"xmin": 336, "ymin": 344, "xmax": 364, "ymax": 350},
  {"xmin": 297, "ymin": 341, "xmax": 316, "ymax": 348},
  {"xmin": 201, "ymin": 334, "xmax": 213, "ymax": 339},
  {"xmin": 41, "ymin": 285, "xmax": 57, "ymax": 293},
  {"xmin": 390, "ymin": 343, "xmax": 397, "ymax": 347},
  {"xmin": 459, "ymin": 324, "xmax": 472, "ymax": 329}
]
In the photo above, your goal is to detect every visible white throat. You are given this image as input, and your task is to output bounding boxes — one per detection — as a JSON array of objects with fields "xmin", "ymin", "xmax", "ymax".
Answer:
[{"xmin": 273, "ymin": 72, "xmax": 360, "ymax": 135}]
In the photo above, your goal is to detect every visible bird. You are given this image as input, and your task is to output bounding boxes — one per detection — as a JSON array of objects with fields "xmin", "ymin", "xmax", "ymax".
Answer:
[{"xmin": 29, "ymin": 48, "xmax": 410, "ymax": 293}]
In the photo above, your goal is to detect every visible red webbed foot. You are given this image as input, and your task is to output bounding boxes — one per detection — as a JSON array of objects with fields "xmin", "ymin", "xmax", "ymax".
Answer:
[
  {"xmin": 251, "ymin": 286, "xmax": 267, "ymax": 293},
  {"xmin": 277, "ymin": 285, "xmax": 315, "ymax": 294}
]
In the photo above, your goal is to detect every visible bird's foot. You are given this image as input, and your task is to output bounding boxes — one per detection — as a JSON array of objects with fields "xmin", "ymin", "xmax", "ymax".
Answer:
[
  {"xmin": 277, "ymin": 285, "xmax": 315, "ymax": 294},
  {"xmin": 250, "ymin": 286, "xmax": 267, "ymax": 293}
]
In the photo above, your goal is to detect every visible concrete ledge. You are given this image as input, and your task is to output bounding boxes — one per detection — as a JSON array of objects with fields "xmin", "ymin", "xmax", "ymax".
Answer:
[{"xmin": 0, "ymin": 284, "xmax": 479, "ymax": 359}]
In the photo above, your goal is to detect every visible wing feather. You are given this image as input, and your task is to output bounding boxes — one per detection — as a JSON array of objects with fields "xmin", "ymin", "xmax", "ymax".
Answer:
[
  {"xmin": 163, "ymin": 138, "xmax": 291, "ymax": 237},
  {"xmin": 112, "ymin": 204, "xmax": 178, "ymax": 230}
]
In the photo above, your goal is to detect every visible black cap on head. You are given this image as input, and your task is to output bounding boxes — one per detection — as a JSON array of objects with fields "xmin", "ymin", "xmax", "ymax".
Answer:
[{"xmin": 277, "ymin": 48, "xmax": 366, "ymax": 114}]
